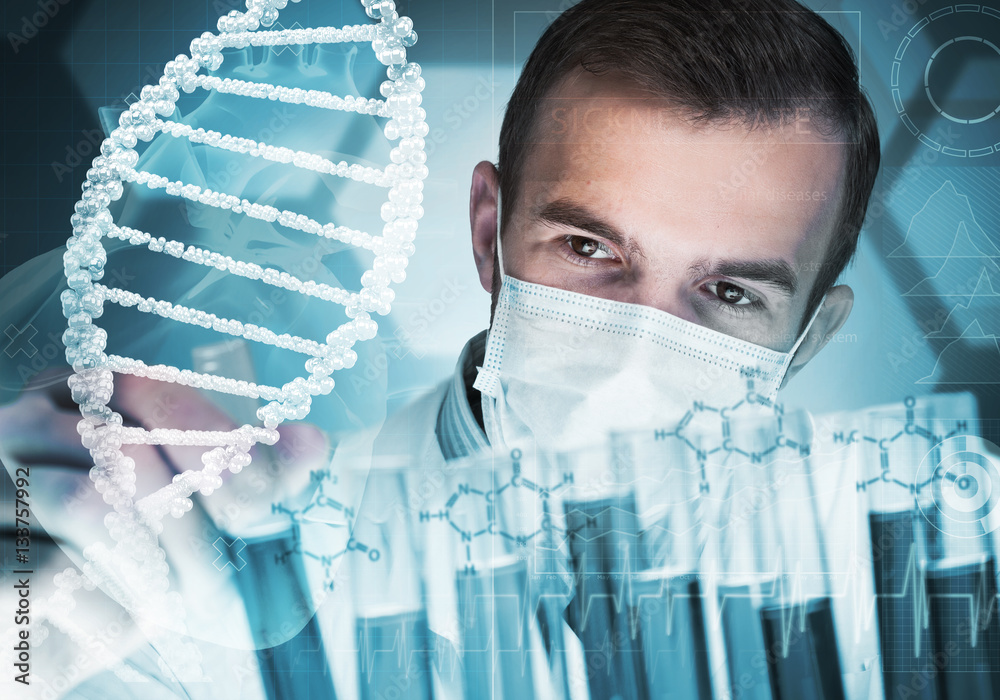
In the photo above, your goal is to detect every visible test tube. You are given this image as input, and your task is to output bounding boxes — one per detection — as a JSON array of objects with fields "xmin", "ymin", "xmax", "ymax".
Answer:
[
  {"xmin": 351, "ymin": 466, "xmax": 435, "ymax": 700},
  {"xmin": 861, "ymin": 393, "xmax": 1000, "ymax": 700},
  {"xmin": 925, "ymin": 553, "xmax": 1000, "ymax": 698},
  {"xmin": 718, "ymin": 411, "xmax": 845, "ymax": 700},
  {"xmin": 456, "ymin": 557, "xmax": 536, "ymax": 699},
  {"xmin": 430, "ymin": 452, "xmax": 544, "ymax": 700},
  {"xmin": 193, "ymin": 340, "xmax": 336, "ymax": 699},
  {"xmin": 237, "ymin": 519, "xmax": 337, "ymax": 700},
  {"xmin": 611, "ymin": 429, "xmax": 714, "ymax": 700},
  {"xmin": 555, "ymin": 442, "xmax": 649, "ymax": 700},
  {"xmin": 356, "ymin": 610, "xmax": 435, "ymax": 700},
  {"xmin": 861, "ymin": 401, "xmax": 939, "ymax": 700},
  {"xmin": 716, "ymin": 577, "xmax": 771, "ymax": 700},
  {"xmin": 924, "ymin": 422, "xmax": 1000, "ymax": 700},
  {"xmin": 496, "ymin": 448, "xmax": 576, "ymax": 700},
  {"xmin": 758, "ymin": 597, "xmax": 843, "ymax": 696}
]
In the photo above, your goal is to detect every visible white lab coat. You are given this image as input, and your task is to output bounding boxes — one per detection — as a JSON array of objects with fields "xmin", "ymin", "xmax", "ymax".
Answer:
[{"xmin": 301, "ymin": 380, "xmax": 594, "ymax": 700}]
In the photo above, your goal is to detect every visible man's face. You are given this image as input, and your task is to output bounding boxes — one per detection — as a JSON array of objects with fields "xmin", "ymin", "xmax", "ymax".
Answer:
[{"xmin": 472, "ymin": 70, "xmax": 853, "ymax": 361}]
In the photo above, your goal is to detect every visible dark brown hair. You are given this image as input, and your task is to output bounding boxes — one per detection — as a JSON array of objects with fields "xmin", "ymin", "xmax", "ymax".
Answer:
[{"xmin": 497, "ymin": 0, "xmax": 880, "ymax": 330}]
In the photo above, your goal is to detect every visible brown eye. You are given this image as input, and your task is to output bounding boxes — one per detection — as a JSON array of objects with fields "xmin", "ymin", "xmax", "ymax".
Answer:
[
  {"xmin": 715, "ymin": 281, "xmax": 750, "ymax": 305},
  {"xmin": 569, "ymin": 236, "xmax": 611, "ymax": 258}
]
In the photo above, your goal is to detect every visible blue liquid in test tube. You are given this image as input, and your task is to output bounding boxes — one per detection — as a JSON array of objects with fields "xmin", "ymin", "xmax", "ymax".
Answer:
[
  {"xmin": 926, "ymin": 554, "xmax": 1000, "ymax": 699},
  {"xmin": 236, "ymin": 523, "xmax": 337, "ymax": 700},
  {"xmin": 717, "ymin": 582, "xmax": 772, "ymax": 700},
  {"xmin": 868, "ymin": 510, "xmax": 939, "ymax": 700},
  {"xmin": 356, "ymin": 609, "xmax": 435, "ymax": 700},
  {"xmin": 633, "ymin": 573, "xmax": 712, "ymax": 700},
  {"xmin": 564, "ymin": 494, "xmax": 649, "ymax": 700},
  {"xmin": 457, "ymin": 556, "xmax": 535, "ymax": 699},
  {"xmin": 759, "ymin": 597, "xmax": 845, "ymax": 700},
  {"xmin": 717, "ymin": 411, "xmax": 844, "ymax": 700},
  {"xmin": 862, "ymin": 398, "xmax": 997, "ymax": 700}
]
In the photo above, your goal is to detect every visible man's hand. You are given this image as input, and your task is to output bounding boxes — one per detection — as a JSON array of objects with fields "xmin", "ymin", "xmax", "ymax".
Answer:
[
  {"xmin": 1, "ymin": 370, "xmax": 330, "ymax": 538},
  {"xmin": 0, "ymin": 370, "xmax": 331, "ymax": 648},
  {"xmin": 112, "ymin": 373, "xmax": 331, "ymax": 532}
]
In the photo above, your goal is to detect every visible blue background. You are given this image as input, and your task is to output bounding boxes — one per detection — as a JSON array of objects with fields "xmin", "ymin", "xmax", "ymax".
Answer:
[{"xmin": 2, "ymin": 0, "xmax": 1000, "ymax": 418}]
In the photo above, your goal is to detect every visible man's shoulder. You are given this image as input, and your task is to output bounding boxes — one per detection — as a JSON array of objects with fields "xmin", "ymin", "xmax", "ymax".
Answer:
[
  {"xmin": 333, "ymin": 330, "xmax": 490, "ymax": 470},
  {"xmin": 333, "ymin": 378, "xmax": 450, "ymax": 469},
  {"xmin": 378, "ymin": 380, "xmax": 451, "ymax": 441}
]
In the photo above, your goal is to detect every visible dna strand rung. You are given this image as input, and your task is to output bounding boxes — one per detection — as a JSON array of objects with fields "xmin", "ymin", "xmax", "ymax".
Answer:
[
  {"xmin": 111, "ymin": 169, "xmax": 382, "ymax": 244},
  {"xmin": 118, "ymin": 426, "xmax": 278, "ymax": 448},
  {"xmin": 212, "ymin": 23, "xmax": 378, "ymax": 48},
  {"xmin": 185, "ymin": 73, "xmax": 392, "ymax": 116},
  {"xmin": 94, "ymin": 282, "xmax": 335, "ymax": 358},
  {"xmin": 38, "ymin": 0, "xmax": 428, "ymax": 680},
  {"xmin": 104, "ymin": 224, "xmax": 362, "ymax": 303},
  {"xmin": 153, "ymin": 121, "xmax": 395, "ymax": 185},
  {"xmin": 102, "ymin": 354, "xmax": 285, "ymax": 401}
]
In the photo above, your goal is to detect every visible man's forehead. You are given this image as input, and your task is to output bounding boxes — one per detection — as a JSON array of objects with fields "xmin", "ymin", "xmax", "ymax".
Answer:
[
  {"xmin": 520, "ymin": 70, "xmax": 848, "ymax": 212},
  {"xmin": 530, "ymin": 69, "xmax": 842, "ymax": 147},
  {"xmin": 521, "ymin": 111, "xmax": 847, "ymax": 209}
]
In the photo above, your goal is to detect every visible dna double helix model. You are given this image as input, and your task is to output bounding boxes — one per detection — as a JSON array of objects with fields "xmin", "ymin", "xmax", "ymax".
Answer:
[{"xmin": 8, "ymin": 0, "xmax": 427, "ymax": 684}]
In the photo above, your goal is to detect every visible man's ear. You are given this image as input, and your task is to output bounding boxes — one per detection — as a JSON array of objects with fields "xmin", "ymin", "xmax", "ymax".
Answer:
[
  {"xmin": 781, "ymin": 284, "xmax": 854, "ymax": 388},
  {"xmin": 470, "ymin": 160, "xmax": 500, "ymax": 293}
]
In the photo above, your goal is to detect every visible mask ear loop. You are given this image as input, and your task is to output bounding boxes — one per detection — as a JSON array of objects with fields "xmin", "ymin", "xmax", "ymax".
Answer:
[
  {"xmin": 474, "ymin": 186, "xmax": 507, "ymax": 400},
  {"xmin": 494, "ymin": 188, "xmax": 506, "ymax": 280},
  {"xmin": 778, "ymin": 295, "xmax": 827, "ymax": 384}
]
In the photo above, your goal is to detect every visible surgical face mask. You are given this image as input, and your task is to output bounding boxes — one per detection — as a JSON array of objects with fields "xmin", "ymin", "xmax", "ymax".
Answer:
[{"xmin": 473, "ymin": 198, "xmax": 824, "ymax": 455}]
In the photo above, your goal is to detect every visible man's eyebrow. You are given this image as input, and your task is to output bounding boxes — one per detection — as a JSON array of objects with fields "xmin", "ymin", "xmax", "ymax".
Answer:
[
  {"xmin": 536, "ymin": 199, "xmax": 644, "ymax": 259},
  {"xmin": 690, "ymin": 258, "xmax": 798, "ymax": 297}
]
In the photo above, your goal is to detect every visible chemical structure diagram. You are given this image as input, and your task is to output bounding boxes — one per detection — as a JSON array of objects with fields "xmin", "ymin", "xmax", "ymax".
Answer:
[
  {"xmin": 260, "ymin": 381, "xmax": 988, "ymax": 584},
  {"xmin": 416, "ymin": 448, "xmax": 574, "ymax": 574},
  {"xmin": 403, "ymin": 373, "xmax": 822, "ymax": 572},
  {"xmin": 267, "ymin": 471, "xmax": 382, "ymax": 592},
  {"xmin": 843, "ymin": 396, "xmax": 971, "ymax": 496},
  {"xmin": 645, "ymin": 372, "xmax": 811, "ymax": 493},
  {"xmin": 833, "ymin": 396, "xmax": 997, "ymax": 536}
]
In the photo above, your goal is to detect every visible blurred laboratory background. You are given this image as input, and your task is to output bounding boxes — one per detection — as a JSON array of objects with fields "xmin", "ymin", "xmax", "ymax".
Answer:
[{"xmin": 2, "ymin": 0, "xmax": 1000, "ymax": 419}]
